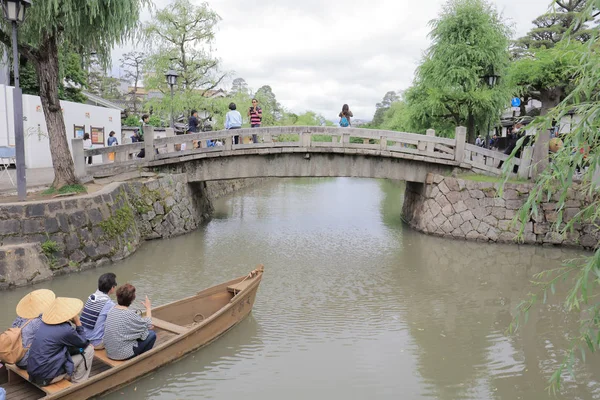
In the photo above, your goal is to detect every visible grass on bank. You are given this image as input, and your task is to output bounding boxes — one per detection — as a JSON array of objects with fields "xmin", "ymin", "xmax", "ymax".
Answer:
[
  {"xmin": 42, "ymin": 184, "xmax": 88, "ymax": 196},
  {"xmin": 456, "ymin": 173, "xmax": 529, "ymax": 185}
]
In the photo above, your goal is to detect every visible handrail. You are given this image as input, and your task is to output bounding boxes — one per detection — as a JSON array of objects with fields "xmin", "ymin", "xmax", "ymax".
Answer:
[{"xmin": 73, "ymin": 125, "xmax": 529, "ymax": 179}]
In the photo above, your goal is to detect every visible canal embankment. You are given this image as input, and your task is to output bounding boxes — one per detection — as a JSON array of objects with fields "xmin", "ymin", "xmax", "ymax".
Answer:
[
  {"xmin": 403, "ymin": 173, "xmax": 599, "ymax": 249},
  {"xmin": 0, "ymin": 174, "xmax": 266, "ymax": 289}
]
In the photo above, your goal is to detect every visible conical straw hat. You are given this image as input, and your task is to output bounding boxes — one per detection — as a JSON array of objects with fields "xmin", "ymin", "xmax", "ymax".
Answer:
[
  {"xmin": 16, "ymin": 289, "xmax": 56, "ymax": 319},
  {"xmin": 42, "ymin": 297, "xmax": 84, "ymax": 325}
]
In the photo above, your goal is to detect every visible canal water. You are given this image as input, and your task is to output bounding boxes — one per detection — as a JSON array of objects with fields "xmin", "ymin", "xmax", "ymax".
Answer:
[{"xmin": 1, "ymin": 178, "xmax": 598, "ymax": 399}]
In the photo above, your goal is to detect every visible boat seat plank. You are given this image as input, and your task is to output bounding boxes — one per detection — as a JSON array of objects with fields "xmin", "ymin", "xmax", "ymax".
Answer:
[
  {"xmin": 227, "ymin": 279, "xmax": 253, "ymax": 294},
  {"xmin": 152, "ymin": 317, "xmax": 189, "ymax": 335},
  {"xmin": 94, "ymin": 349, "xmax": 127, "ymax": 368},
  {"xmin": 5, "ymin": 364, "xmax": 72, "ymax": 395}
]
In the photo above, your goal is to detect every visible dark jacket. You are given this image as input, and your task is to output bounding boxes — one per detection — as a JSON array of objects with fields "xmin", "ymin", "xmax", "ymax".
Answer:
[
  {"xmin": 27, "ymin": 322, "xmax": 88, "ymax": 383},
  {"xmin": 188, "ymin": 116, "xmax": 199, "ymax": 133}
]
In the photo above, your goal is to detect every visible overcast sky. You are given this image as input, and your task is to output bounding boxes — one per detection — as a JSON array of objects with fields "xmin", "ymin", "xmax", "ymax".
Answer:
[{"xmin": 112, "ymin": 0, "xmax": 553, "ymax": 121}]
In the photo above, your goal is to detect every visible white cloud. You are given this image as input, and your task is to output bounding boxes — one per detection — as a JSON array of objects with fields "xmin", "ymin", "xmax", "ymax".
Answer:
[{"xmin": 112, "ymin": 0, "xmax": 553, "ymax": 121}]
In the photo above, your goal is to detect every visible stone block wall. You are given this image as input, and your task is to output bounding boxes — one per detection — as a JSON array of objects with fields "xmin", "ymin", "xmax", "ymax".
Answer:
[
  {"xmin": 402, "ymin": 174, "xmax": 599, "ymax": 249},
  {"xmin": 0, "ymin": 175, "xmax": 266, "ymax": 289}
]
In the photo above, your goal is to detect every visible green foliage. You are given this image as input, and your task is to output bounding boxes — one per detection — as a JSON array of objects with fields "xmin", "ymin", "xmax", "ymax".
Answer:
[
  {"xmin": 372, "ymin": 91, "xmax": 400, "ymax": 126},
  {"xmin": 147, "ymin": 115, "xmax": 163, "ymax": 127},
  {"xmin": 43, "ymin": 184, "xmax": 87, "ymax": 196},
  {"xmin": 508, "ymin": 38, "xmax": 583, "ymax": 115},
  {"xmin": 100, "ymin": 205, "xmax": 135, "ymax": 240},
  {"xmin": 41, "ymin": 239, "xmax": 60, "ymax": 256},
  {"xmin": 15, "ymin": 0, "xmax": 147, "ymax": 68},
  {"xmin": 513, "ymin": 0, "xmax": 593, "ymax": 56},
  {"xmin": 409, "ymin": 0, "xmax": 513, "ymax": 142},
  {"xmin": 506, "ymin": 0, "xmax": 600, "ymax": 392},
  {"xmin": 41, "ymin": 238, "xmax": 61, "ymax": 269},
  {"xmin": 123, "ymin": 115, "xmax": 141, "ymax": 127},
  {"xmin": 19, "ymin": 50, "xmax": 87, "ymax": 103}
]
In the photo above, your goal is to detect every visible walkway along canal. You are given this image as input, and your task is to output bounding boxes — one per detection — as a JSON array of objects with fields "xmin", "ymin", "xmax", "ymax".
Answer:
[{"xmin": 0, "ymin": 178, "xmax": 598, "ymax": 399}]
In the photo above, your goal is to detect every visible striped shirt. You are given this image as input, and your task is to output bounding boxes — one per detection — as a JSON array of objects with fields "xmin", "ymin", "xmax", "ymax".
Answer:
[
  {"xmin": 81, "ymin": 290, "xmax": 111, "ymax": 331},
  {"xmin": 104, "ymin": 308, "xmax": 152, "ymax": 360},
  {"xmin": 249, "ymin": 106, "xmax": 262, "ymax": 126}
]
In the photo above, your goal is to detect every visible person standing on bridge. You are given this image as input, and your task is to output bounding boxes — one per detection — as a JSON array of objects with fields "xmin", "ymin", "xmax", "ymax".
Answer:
[
  {"xmin": 225, "ymin": 102, "xmax": 243, "ymax": 144},
  {"xmin": 339, "ymin": 104, "xmax": 353, "ymax": 128},
  {"xmin": 248, "ymin": 98, "xmax": 262, "ymax": 143}
]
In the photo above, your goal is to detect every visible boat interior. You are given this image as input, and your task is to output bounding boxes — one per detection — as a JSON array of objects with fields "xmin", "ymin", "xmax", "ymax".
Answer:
[{"xmin": 1, "ymin": 275, "xmax": 257, "ymax": 400}]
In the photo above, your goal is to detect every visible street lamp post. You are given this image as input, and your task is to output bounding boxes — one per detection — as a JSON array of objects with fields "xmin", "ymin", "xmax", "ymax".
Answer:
[
  {"xmin": 483, "ymin": 70, "xmax": 499, "ymax": 149},
  {"xmin": 2, "ymin": 0, "xmax": 31, "ymax": 201},
  {"xmin": 165, "ymin": 69, "xmax": 178, "ymax": 128}
]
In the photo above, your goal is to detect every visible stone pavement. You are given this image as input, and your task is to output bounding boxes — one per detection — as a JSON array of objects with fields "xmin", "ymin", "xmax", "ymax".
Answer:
[{"xmin": 0, "ymin": 167, "xmax": 54, "ymax": 193}]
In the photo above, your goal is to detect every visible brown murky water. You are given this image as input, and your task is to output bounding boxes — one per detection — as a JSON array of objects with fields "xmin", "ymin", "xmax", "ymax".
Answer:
[{"xmin": 1, "ymin": 178, "xmax": 598, "ymax": 399}]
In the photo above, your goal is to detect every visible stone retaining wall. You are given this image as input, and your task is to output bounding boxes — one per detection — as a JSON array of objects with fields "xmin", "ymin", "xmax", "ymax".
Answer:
[
  {"xmin": 402, "ymin": 174, "xmax": 599, "ymax": 249},
  {"xmin": 0, "ymin": 175, "xmax": 265, "ymax": 289}
]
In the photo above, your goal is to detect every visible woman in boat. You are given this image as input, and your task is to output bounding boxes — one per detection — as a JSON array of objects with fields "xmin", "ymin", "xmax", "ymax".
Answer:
[
  {"xmin": 9, "ymin": 289, "xmax": 55, "ymax": 369},
  {"xmin": 27, "ymin": 297, "xmax": 95, "ymax": 386},
  {"xmin": 103, "ymin": 284, "xmax": 156, "ymax": 360}
]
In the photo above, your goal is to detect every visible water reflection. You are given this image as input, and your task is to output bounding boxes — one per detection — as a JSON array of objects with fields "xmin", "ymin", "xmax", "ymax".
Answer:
[{"xmin": 0, "ymin": 178, "xmax": 598, "ymax": 399}]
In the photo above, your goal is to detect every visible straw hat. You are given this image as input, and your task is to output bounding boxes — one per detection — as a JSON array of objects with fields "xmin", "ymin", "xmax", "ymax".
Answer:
[
  {"xmin": 16, "ymin": 289, "xmax": 56, "ymax": 319},
  {"xmin": 42, "ymin": 297, "xmax": 84, "ymax": 325}
]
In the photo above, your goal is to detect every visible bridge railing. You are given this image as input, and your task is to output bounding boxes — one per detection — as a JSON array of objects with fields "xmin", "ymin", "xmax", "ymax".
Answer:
[{"xmin": 72, "ymin": 125, "xmax": 529, "ymax": 178}]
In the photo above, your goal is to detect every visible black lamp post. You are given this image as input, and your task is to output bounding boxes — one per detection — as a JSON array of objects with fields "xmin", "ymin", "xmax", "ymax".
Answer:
[
  {"xmin": 483, "ymin": 70, "xmax": 500, "ymax": 149},
  {"xmin": 165, "ymin": 69, "xmax": 178, "ymax": 128},
  {"xmin": 2, "ymin": 0, "xmax": 31, "ymax": 201}
]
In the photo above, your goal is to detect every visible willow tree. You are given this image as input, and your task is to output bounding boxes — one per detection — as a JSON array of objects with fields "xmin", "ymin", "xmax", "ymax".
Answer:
[
  {"xmin": 508, "ymin": 0, "xmax": 600, "ymax": 391},
  {"xmin": 412, "ymin": 0, "xmax": 513, "ymax": 143},
  {"xmin": 0, "ymin": 0, "xmax": 146, "ymax": 188}
]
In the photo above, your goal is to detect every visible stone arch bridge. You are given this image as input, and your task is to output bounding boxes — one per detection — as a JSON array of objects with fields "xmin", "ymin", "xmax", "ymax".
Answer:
[{"xmin": 76, "ymin": 126, "xmax": 529, "ymax": 184}]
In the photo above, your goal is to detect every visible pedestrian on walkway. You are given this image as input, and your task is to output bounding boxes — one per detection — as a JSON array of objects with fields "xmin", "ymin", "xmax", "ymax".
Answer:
[
  {"xmin": 247, "ymin": 99, "xmax": 262, "ymax": 143},
  {"xmin": 83, "ymin": 133, "xmax": 92, "ymax": 164},
  {"xmin": 226, "ymin": 103, "xmax": 243, "ymax": 144},
  {"xmin": 339, "ymin": 104, "xmax": 353, "ymax": 127}
]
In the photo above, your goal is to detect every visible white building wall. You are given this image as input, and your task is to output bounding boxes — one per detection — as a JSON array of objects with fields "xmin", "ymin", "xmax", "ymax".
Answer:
[{"xmin": 0, "ymin": 84, "xmax": 121, "ymax": 168}]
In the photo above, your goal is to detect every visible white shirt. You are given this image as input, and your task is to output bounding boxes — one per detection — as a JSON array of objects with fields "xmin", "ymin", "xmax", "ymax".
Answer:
[{"xmin": 83, "ymin": 139, "xmax": 92, "ymax": 149}]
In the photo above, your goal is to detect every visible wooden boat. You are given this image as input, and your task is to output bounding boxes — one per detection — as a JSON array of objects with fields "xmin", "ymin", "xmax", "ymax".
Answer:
[{"xmin": 0, "ymin": 266, "xmax": 264, "ymax": 400}]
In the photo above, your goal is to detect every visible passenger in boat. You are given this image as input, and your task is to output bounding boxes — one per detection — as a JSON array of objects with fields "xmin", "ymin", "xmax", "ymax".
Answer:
[
  {"xmin": 81, "ymin": 273, "xmax": 117, "ymax": 349},
  {"xmin": 103, "ymin": 284, "xmax": 156, "ymax": 360},
  {"xmin": 8, "ymin": 289, "xmax": 55, "ymax": 369},
  {"xmin": 27, "ymin": 297, "xmax": 95, "ymax": 386}
]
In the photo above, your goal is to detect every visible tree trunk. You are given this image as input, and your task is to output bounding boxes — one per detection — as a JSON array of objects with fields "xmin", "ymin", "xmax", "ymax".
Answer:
[
  {"xmin": 466, "ymin": 112, "xmax": 476, "ymax": 144},
  {"xmin": 34, "ymin": 34, "xmax": 79, "ymax": 188},
  {"xmin": 531, "ymin": 87, "xmax": 563, "ymax": 178}
]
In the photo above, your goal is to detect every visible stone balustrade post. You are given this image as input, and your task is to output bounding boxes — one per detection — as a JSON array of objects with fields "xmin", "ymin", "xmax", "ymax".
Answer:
[
  {"xmin": 224, "ymin": 136, "xmax": 232, "ymax": 151},
  {"xmin": 380, "ymin": 136, "xmax": 388, "ymax": 150},
  {"xmin": 116, "ymin": 147, "xmax": 127, "ymax": 163},
  {"xmin": 517, "ymin": 146, "xmax": 533, "ymax": 180},
  {"xmin": 426, "ymin": 129, "xmax": 435, "ymax": 153},
  {"xmin": 454, "ymin": 126, "xmax": 466, "ymax": 162},
  {"xmin": 165, "ymin": 128, "xmax": 175, "ymax": 154},
  {"xmin": 263, "ymin": 129, "xmax": 272, "ymax": 143},
  {"xmin": 144, "ymin": 126, "xmax": 155, "ymax": 160},
  {"xmin": 300, "ymin": 131, "xmax": 311, "ymax": 147},
  {"xmin": 72, "ymin": 138, "xmax": 86, "ymax": 179},
  {"xmin": 342, "ymin": 133, "xmax": 350, "ymax": 147},
  {"xmin": 531, "ymin": 127, "xmax": 549, "ymax": 179}
]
